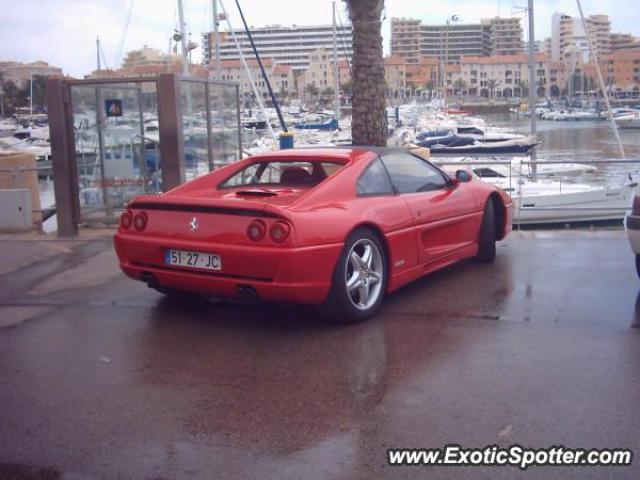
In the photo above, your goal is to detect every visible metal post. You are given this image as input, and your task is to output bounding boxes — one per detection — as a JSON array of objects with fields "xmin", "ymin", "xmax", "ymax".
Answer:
[
  {"xmin": 157, "ymin": 74, "xmax": 186, "ymax": 190},
  {"xmin": 177, "ymin": 0, "xmax": 190, "ymax": 76},
  {"xmin": 236, "ymin": 84, "xmax": 243, "ymax": 159},
  {"xmin": 45, "ymin": 77, "xmax": 80, "ymax": 237},
  {"xmin": 204, "ymin": 81, "xmax": 214, "ymax": 171},
  {"xmin": 94, "ymin": 86, "xmax": 110, "ymax": 218},
  {"xmin": 332, "ymin": 1, "xmax": 340, "ymax": 123},
  {"xmin": 136, "ymin": 87, "xmax": 149, "ymax": 191},
  {"xmin": 527, "ymin": 0, "xmax": 538, "ymax": 177}
]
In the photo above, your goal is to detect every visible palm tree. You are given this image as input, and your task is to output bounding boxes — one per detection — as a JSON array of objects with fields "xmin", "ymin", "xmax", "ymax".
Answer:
[
  {"xmin": 486, "ymin": 79, "xmax": 499, "ymax": 99},
  {"xmin": 453, "ymin": 79, "xmax": 467, "ymax": 96},
  {"xmin": 426, "ymin": 79, "xmax": 436, "ymax": 98},
  {"xmin": 345, "ymin": 0, "xmax": 387, "ymax": 146}
]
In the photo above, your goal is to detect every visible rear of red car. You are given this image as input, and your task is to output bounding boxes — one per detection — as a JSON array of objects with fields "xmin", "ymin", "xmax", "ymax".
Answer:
[{"xmin": 114, "ymin": 193, "xmax": 344, "ymax": 303}]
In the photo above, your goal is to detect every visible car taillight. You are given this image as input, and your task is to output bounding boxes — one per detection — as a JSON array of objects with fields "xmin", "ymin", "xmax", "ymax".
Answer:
[
  {"xmin": 633, "ymin": 196, "xmax": 640, "ymax": 215},
  {"xmin": 133, "ymin": 212, "xmax": 148, "ymax": 232},
  {"xmin": 269, "ymin": 221, "xmax": 291, "ymax": 243},
  {"xmin": 120, "ymin": 211, "xmax": 132, "ymax": 230},
  {"xmin": 247, "ymin": 220, "xmax": 266, "ymax": 241}
]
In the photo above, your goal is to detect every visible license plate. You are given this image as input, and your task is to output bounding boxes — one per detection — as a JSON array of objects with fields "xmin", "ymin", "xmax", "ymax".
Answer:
[{"xmin": 165, "ymin": 249, "xmax": 221, "ymax": 271}]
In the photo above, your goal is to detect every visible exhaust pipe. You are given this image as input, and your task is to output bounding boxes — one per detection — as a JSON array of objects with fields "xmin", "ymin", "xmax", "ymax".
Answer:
[
  {"xmin": 140, "ymin": 272, "xmax": 159, "ymax": 288},
  {"xmin": 236, "ymin": 284, "xmax": 259, "ymax": 300}
]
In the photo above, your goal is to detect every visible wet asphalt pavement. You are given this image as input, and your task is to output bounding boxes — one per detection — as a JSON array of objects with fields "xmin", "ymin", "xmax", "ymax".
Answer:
[{"xmin": 0, "ymin": 230, "xmax": 639, "ymax": 480}]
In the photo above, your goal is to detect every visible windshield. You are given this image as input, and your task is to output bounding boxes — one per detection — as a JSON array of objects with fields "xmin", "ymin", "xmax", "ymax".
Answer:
[{"xmin": 219, "ymin": 161, "xmax": 345, "ymax": 189}]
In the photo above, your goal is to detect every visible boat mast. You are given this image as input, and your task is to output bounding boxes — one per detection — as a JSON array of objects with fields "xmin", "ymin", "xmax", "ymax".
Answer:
[
  {"xmin": 96, "ymin": 36, "xmax": 101, "ymax": 71},
  {"xmin": 29, "ymin": 70, "xmax": 33, "ymax": 122},
  {"xmin": 234, "ymin": 0, "xmax": 287, "ymax": 132},
  {"xmin": 211, "ymin": 0, "xmax": 221, "ymax": 79},
  {"xmin": 218, "ymin": 0, "xmax": 275, "ymax": 138},
  {"xmin": 575, "ymin": 0, "xmax": 625, "ymax": 158},
  {"xmin": 527, "ymin": 0, "xmax": 538, "ymax": 176},
  {"xmin": 332, "ymin": 1, "xmax": 341, "ymax": 124}
]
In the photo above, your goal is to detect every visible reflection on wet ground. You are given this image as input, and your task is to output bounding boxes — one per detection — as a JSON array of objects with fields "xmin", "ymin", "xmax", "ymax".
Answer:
[{"xmin": 0, "ymin": 232, "xmax": 639, "ymax": 479}]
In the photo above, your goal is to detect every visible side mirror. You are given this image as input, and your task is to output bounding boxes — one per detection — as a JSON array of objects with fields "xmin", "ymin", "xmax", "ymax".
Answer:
[{"xmin": 454, "ymin": 169, "xmax": 472, "ymax": 183}]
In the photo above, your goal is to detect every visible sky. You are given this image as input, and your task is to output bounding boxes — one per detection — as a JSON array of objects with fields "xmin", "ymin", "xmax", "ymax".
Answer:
[{"xmin": 2, "ymin": 0, "xmax": 640, "ymax": 78}]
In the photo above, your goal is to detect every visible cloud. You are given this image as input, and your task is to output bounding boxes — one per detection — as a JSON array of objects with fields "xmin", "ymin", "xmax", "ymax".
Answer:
[{"xmin": 1, "ymin": 0, "xmax": 638, "ymax": 77}]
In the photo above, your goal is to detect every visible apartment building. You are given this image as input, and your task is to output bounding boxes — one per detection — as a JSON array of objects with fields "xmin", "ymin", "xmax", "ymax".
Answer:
[
  {"xmin": 603, "ymin": 49, "xmax": 640, "ymax": 91},
  {"xmin": 611, "ymin": 33, "xmax": 640, "ymax": 51},
  {"xmin": 202, "ymin": 24, "xmax": 352, "ymax": 71},
  {"xmin": 482, "ymin": 17, "xmax": 524, "ymax": 56},
  {"xmin": 452, "ymin": 53, "xmax": 549, "ymax": 97},
  {"xmin": 551, "ymin": 12, "xmax": 611, "ymax": 62},
  {"xmin": 217, "ymin": 58, "xmax": 294, "ymax": 98},
  {"xmin": 384, "ymin": 55, "xmax": 439, "ymax": 91},
  {"xmin": 390, "ymin": 17, "xmax": 523, "ymax": 64},
  {"xmin": 0, "ymin": 61, "xmax": 63, "ymax": 86}
]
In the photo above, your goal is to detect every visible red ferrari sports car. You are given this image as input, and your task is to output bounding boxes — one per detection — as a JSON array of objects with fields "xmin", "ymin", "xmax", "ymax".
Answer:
[{"xmin": 114, "ymin": 147, "xmax": 513, "ymax": 321}]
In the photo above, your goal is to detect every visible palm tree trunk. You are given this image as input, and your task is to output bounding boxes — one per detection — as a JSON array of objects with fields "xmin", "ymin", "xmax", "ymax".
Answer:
[{"xmin": 345, "ymin": 0, "xmax": 387, "ymax": 146}]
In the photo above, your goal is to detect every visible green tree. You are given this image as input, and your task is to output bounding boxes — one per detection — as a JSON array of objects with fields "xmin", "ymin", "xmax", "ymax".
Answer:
[
  {"xmin": 321, "ymin": 86, "xmax": 335, "ymax": 97},
  {"xmin": 306, "ymin": 83, "xmax": 319, "ymax": 97},
  {"xmin": 1, "ymin": 80, "xmax": 28, "ymax": 115},
  {"xmin": 453, "ymin": 79, "xmax": 467, "ymax": 95},
  {"xmin": 345, "ymin": 0, "xmax": 387, "ymax": 146}
]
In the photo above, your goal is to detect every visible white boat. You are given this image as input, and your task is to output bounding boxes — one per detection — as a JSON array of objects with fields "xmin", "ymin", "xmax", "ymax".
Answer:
[
  {"xmin": 614, "ymin": 113, "xmax": 640, "ymax": 129},
  {"xmin": 443, "ymin": 163, "xmax": 635, "ymax": 224},
  {"xmin": 543, "ymin": 109, "xmax": 602, "ymax": 121},
  {"xmin": 509, "ymin": 181, "xmax": 636, "ymax": 224}
]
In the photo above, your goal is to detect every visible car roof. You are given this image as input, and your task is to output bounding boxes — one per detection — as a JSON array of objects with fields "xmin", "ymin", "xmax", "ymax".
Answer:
[{"xmin": 248, "ymin": 146, "xmax": 419, "ymax": 163}]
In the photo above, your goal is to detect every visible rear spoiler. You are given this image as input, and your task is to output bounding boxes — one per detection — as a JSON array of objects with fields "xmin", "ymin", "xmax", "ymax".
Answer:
[{"xmin": 129, "ymin": 201, "xmax": 283, "ymax": 219}]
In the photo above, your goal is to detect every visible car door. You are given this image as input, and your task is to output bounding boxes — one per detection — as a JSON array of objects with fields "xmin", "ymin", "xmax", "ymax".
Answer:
[{"xmin": 381, "ymin": 152, "xmax": 479, "ymax": 265}]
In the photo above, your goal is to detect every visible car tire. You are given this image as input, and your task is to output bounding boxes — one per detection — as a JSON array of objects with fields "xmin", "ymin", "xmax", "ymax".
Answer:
[
  {"xmin": 475, "ymin": 199, "xmax": 496, "ymax": 263},
  {"xmin": 636, "ymin": 255, "xmax": 640, "ymax": 279},
  {"xmin": 323, "ymin": 228, "xmax": 387, "ymax": 323}
]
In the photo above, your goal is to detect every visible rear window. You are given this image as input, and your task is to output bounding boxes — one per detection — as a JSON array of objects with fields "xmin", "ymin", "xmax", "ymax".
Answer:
[{"xmin": 219, "ymin": 161, "xmax": 344, "ymax": 189}]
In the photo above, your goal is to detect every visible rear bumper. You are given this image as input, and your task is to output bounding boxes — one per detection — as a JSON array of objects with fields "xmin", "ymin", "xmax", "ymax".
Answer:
[
  {"xmin": 114, "ymin": 233, "xmax": 343, "ymax": 304},
  {"xmin": 626, "ymin": 215, "xmax": 640, "ymax": 254}
]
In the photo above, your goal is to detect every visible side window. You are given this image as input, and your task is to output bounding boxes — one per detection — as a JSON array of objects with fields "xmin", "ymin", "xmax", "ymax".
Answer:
[
  {"xmin": 382, "ymin": 153, "xmax": 448, "ymax": 194},
  {"xmin": 357, "ymin": 158, "xmax": 395, "ymax": 196}
]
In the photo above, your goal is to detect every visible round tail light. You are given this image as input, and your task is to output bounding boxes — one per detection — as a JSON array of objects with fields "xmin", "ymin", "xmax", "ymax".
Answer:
[
  {"xmin": 133, "ymin": 212, "xmax": 148, "ymax": 232},
  {"xmin": 269, "ymin": 221, "xmax": 291, "ymax": 243},
  {"xmin": 120, "ymin": 211, "xmax": 132, "ymax": 230},
  {"xmin": 247, "ymin": 220, "xmax": 266, "ymax": 241}
]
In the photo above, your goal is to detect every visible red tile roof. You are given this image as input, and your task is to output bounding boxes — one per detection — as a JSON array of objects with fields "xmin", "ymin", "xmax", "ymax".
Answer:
[{"xmin": 460, "ymin": 54, "xmax": 548, "ymax": 64}]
